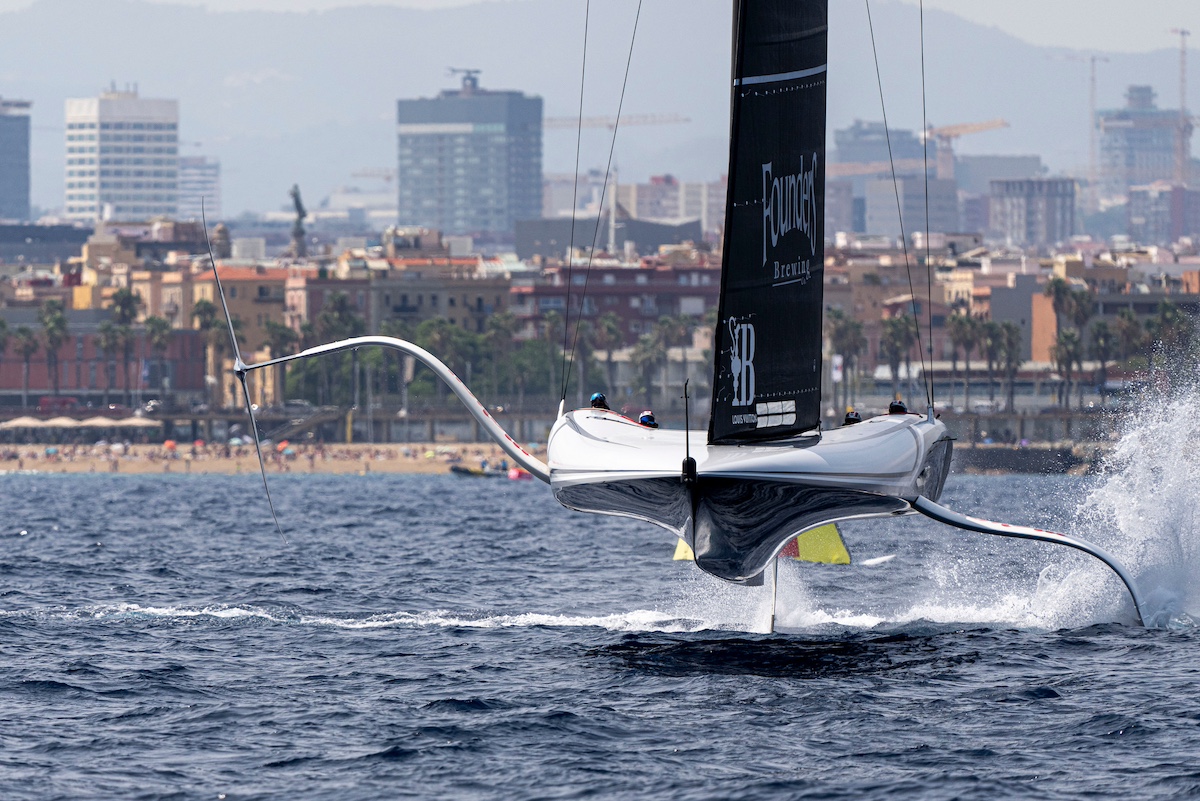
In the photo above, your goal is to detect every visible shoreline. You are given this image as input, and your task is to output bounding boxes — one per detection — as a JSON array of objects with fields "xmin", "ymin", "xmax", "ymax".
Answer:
[{"xmin": 0, "ymin": 442, "xmax": 534, "ymax": 476}]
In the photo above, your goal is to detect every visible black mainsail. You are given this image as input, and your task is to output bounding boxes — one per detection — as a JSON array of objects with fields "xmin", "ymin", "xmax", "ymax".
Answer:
[{"xmin": 709, "ymin": 0, "xmax": 828, "ymax": 445}]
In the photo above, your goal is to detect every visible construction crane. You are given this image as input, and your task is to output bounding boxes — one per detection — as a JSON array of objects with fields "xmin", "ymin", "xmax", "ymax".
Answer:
[
  {"xmin": 826, "ymin": 159, "xmax": 926, "ymax": 179},
  {"xmin": 543, "ymin": 113, "xmax": 690, "ymax": 131},
  {"xmin": 1170, "ymin": 28, "xmax": 1192, "ymax": 185},
  {"xmin": 352, "ymin": 168, "xmax": 397, "ymax": 185},
  {"xmin": 921, "ymin": 118, "xmax": 1009, "ymax": 181}
]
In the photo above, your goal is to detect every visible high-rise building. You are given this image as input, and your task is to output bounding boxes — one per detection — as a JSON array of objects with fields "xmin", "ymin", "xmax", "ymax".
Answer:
[
  {"xmin": 988, "ymin": 178, "xmax": 1076, "ymax": 249},
  {"xmin": 1128, "ymin": 182, "xmax": 1200, "ymax": 246},
  {"xmin": 396, "ymin": 72, "xmax": 542, "ymax": 240},
  {"xmin": 864, "ymin": 176, "xmax": 957, "ymax": 239},
  {"xmin": 1098, "ymin": 86, "xmax": 1185, "ymax": 203},
  {"xmin": 0, "ymin": 97, "xmax": 32, "ymax": 221},
  {"xmin": 64, "ymin": 87, "xmax": 178, "ymax": 222},
  {"xmin": 177, "ymin": 156, "xmax": 221, "ymax": 221}
]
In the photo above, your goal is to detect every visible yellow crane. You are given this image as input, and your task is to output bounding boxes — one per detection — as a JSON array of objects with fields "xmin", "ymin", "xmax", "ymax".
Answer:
[{"xmin": 922, "ymin": 118, "xmax": 1009, "ymax": 181}]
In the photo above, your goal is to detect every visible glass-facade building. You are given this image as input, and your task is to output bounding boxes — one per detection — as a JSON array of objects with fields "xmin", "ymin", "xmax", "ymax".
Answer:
[
  {"xmin": 0, "ymin": 98, "xmax": 31, "ymax": 221},
  {"xmin": 64, "ymin": 89, "xmax": 178, "ymax": 222},
  {"xmin": 397, "ymin": 78, "xmax": 542, "ymax": 238}
]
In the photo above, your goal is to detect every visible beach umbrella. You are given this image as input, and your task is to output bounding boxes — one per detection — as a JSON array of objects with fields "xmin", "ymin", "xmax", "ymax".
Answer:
[
  {"xmin": 193, "ymin": 439, "xmax": 205, "ymax": 448},
  {"xmin": 115, "ymin": 417, "xmax": 162, "ymax": 428},
  {"xmin": 164, "ymin": 440, "xmax": 177, "ymax": 451},
  {"xmin": 78, "ymin": 416, "xmax": 117, "ymax": 427},
  {"xmin": 0, "ymin": 416, "xmax": 47, "ymax": 429},
  {"xmin": 44, "ymin": 417, "xmax": 80, "ymax": 428},
  {"xmin": 276, "ymin": 439, "xmax": 290, "ymax": 453}
]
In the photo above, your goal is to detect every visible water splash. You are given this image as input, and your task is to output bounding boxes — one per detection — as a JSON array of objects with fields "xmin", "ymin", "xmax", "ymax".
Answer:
[
  {"xmin": 0, "ymin": 602, "xmax": 720, "ymax": 634},
  {"xmin": 1071, "ymin": 389, "xmax": 1200, "ymax": 629}
]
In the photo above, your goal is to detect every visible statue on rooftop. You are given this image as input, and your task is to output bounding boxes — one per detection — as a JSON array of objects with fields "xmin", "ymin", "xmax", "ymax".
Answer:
[{"xmin": 289, "ymin": 184, "xmax": 307, "ymax": 258}]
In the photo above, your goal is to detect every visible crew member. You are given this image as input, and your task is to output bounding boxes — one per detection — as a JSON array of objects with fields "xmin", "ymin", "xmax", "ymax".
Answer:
[
  {"xmin": 639, "ymin": 411, "xmax": 659, "ymax": 429},
  {"xmin": 844, "ymin": 410, "xmax": 862, "ymax": 425},
  {"xmin": 590, "ymin": 392, "xmax": 611, "ymax": 411},
  {"xmin": 889, "ymin": 399, "xmax": 908, "ymax": 415}
]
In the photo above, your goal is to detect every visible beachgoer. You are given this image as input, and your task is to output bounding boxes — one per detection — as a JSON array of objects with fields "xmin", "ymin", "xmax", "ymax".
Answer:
[
  {"xmin": 639, "ymin": 411, "xmax": 659, "ymax": 429},
  {"xmin": 590, "ymin": 392, "xmax": 611, "ymax": 411}
]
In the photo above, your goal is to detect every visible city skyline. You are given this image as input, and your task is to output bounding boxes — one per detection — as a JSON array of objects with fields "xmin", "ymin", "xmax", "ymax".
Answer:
[{"xmin": 1, "ymin": 0, "xmax": 1196, "ymax": 217}]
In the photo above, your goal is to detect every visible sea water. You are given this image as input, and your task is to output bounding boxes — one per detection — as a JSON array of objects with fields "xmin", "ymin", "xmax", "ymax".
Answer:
[{"xmin": 2, "ymin": 410, "xmax": 1200, "ymax": 797}]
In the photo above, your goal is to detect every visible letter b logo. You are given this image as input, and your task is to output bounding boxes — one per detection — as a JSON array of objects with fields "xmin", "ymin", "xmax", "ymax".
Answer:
[{"xmin": 729, "ymin": 322, "xmax": 756, "ymax": 407}]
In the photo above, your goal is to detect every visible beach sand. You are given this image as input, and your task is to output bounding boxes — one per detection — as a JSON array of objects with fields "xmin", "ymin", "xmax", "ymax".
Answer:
[{"xmin": 0, "ymin": 442, "xmax": 538, "ymax": 477}]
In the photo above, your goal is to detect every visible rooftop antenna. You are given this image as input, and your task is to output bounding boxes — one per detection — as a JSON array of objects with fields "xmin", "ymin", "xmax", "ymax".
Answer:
[{"xmin": 448, "ymin": 67, "xmax": 481, "ymax": 92}]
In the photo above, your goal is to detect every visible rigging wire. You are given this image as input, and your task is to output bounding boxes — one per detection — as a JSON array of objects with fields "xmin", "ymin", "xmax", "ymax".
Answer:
[
  {"xmin": 562, "ymin": 0, "xmax": 644, "ymax": 402},
  {"xmin": 560, "ymin": 0, "xmax": 591, "ymax": 396},
  {"xmin": 919, "ymin": 0, "xmax": 936, "ymax": 409},
  {"xmin": 864, "ymin": 0, "xmax": 932, "ymax": 410}
]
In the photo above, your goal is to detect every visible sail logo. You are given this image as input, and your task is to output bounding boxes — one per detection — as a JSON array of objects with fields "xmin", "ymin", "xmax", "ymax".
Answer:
[
  {"xmin": 728, "ymin": 319, "xmax": 756, "ymax": 408},
  {"xmin": 762, "ymin": 156, "xmax": 819, "ymax": 283}
]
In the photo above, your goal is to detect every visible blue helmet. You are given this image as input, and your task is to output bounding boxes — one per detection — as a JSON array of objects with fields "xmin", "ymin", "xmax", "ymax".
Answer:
[
  {"xmin": 639, "ymin": 411, "xmax": 659, "ymax": 428},
  {"xmin": 590, "ymin": 392, "xmax": 609, "ymax": 409}
]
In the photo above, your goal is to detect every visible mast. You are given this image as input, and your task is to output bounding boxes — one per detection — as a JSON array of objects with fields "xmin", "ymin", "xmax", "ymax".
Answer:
[{"xmin": 708, "ymin": 0, "xmax": 829, "ymax": 444}]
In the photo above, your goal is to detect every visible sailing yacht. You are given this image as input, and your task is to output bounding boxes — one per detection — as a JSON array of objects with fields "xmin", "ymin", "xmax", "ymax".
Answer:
[{"xmin": 219, "ymin": 0, "xmax": 1147, "ymax": 625}]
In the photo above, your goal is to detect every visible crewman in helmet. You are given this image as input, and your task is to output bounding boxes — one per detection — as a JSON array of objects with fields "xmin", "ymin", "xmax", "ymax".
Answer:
[
  {"xmin": 889, "ymin": 399, "xmax": 908, "ymax": 415},
  {"xmin": 639, "ymin": 410, "xmax": 659, "ymax": 429},
  {"xmin": 844, "ymin": 409, "xmax": 862, "ymax": 425},
  {"xmin": 590, "ymin": 392, "xmax": 611, "ymax": 411}
]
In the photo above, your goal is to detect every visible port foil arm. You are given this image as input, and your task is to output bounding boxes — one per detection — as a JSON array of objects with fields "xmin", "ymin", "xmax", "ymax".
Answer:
[
  {"xmin": 908, "ymin": 496, "xmax": 1145, "ymax": 626},
  {"xmin": 245, "ymin": 335, "xmax": 550, "ymax": 484}
]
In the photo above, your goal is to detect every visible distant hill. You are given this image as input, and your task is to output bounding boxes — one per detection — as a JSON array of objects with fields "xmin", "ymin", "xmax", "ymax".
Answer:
[{"xmin": 0, "ymin": 0, "xmax": 1190, "ymax": 216}]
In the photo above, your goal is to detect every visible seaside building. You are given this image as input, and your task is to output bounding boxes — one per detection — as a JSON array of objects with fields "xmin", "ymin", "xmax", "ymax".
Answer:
[
  {"xmin": 177, "ymin": 156, "xmax": 221, "ymax": 221},
  {"xmin": 0, "ymin": 98, "xmax": 32, "ymax": 222},
  {"xmin": 988, "ymin": 178, "xmax": 1076, "ymax": 249},
  {"xmin": 1097, "ymin": 86, "xmax": 1188, "ymax": 203},
  {"xmin": 1127, "ymin": 182, "xmax": 1200, "ymax": 246},
  {"xmin": 396, "ymin": 71, "xmax": 542, "ymax": 241},
  {"xmin": 64, "ymin": 87, "xmax": 178, "ymax": 223},
  {"xmin": 864, "ymin": 176, "xmax": 957, "ymax": 239}
]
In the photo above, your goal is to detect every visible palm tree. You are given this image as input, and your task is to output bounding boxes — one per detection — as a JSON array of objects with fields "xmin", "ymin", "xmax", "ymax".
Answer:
[
  {"xmin": 115, "ymin": 324, "xmax": 135, "ymax": 406},
  {"xmin": 592, "ymin": 312, "xmax": 623, "ymax": 395},
  {"xmin": 38, "ymin": 299, "xmax": 68, "ymax": 397},
  {"xmin": 980, "ymin": 321, "xmax": 1003, "ymax": 403},
  {"xmin": 1051, "ymin": 329, "xmax": 1082, "ymax": 409},
  {"xmin": 144, "ymin": 315, "xmax": 173, "ymax": 398},
  {"xmin": 631, "ymin": 330, "xmax": 664, "ymax": 408},
  {"xmin": 13, "ymin": 327, "xmax": 38, "ymax": 410},
  {"xmin": 263, "ymin": 320, "xmax": 298, "ymax": 404},
  {"xmin": 1000, "ymin": 322, "xmax": 1023, "ymax": 413},
  {"xmin": 1114, "ymin": 308, "xmax": 1145, "ymax": 363},
  {"xmin": 947, "ymin": 313, "xmax": 979, "ymax": 410},
  {"xmin": 826, "ymin": 308, "xmax": 865, "ymax": 415},
  {"xmin": 1090, "ymin": 321, "xmax": 1115, "ymax": 407},
  {"xmin": 96, "ymin": 321, "xmax": 119, "ymax": 408},
  {"xmin": 109, "ymin": 288, "xmax": 142, "ymax": 326},
  {"xmin": 483, "ymin": 311, "xmax": 517, "ymax": 398},
  {"xmin": 1044, "ymin": 276, "xmax": 1072, "ymax": 335},
  {"xmin": 879, "ymin": 316, "xmax": 908, "ymax": 401},
  {"xmin": 542, "ymin": 309, "xmax": 564, "ymax": 402}
]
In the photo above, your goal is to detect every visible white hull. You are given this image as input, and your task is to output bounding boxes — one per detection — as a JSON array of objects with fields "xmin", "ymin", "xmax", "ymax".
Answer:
[{"xmin": 547, "ymin": 409, "xmax": 953, "ymax": 582}]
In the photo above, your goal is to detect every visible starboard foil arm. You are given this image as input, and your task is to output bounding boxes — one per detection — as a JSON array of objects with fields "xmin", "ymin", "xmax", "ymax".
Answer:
[
  {"xmin": 908, "ymin": 496, "xmax": 1145, "ymax": 626},
  {"xmin": 244, "ymin": 336, "xmax": 550, "ymax": 484}
]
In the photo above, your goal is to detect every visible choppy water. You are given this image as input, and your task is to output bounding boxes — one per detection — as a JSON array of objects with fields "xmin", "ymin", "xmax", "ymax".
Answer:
[{"xmin": 4, "ymin": 409, "xmax": 1200, "ymax": 798}]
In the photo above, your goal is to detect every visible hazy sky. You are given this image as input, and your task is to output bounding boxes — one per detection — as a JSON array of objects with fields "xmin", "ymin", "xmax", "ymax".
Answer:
[{"xmin": 0, "ymin": 0, "xmax": 1195, "ymax": 53}]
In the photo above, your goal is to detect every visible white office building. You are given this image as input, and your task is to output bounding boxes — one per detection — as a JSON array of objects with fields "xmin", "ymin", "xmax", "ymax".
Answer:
[
  {"xmin": 177, "ymin": 156, "xmax": 221, "ymax": 221},
  {"xmin": 64, "ymin": 87, "xmax": 178, "ymax": 222}
]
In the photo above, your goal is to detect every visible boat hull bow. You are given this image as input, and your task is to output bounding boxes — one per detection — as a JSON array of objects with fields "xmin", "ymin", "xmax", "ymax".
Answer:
[{"xmin": 549, "ymin": 410, "xmax": 952, "ymax": 582}]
